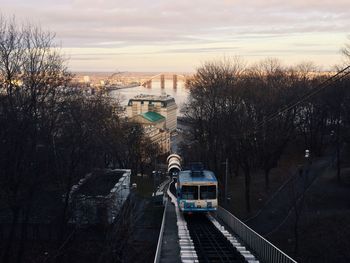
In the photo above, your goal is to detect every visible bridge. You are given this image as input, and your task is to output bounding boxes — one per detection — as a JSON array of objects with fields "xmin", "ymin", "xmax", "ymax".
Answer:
[{"xmin": 141, "ymin": 73, "xmax": 187, "ymax": 89}]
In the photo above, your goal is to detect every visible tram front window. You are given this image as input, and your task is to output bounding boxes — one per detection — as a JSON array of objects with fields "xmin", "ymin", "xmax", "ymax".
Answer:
[
  {"xmin": 181, "ymin": 186, "xmax": 198, "ymax": 200},
  {"xmin": 200, "ymin": 185, "xmax": 216, "ymax": 199}
]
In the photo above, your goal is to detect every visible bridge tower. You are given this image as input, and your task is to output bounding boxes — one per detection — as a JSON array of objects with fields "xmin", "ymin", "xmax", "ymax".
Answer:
[
  {"xmin": 160, "ymin": 74, "xmax": 165, "ymax": 89},
  {"xmin": 146, "ymin": 80, "xmax": 152, "ymax": 89},
  {"xmin": 173, "ymin": 74, "xmax": 177, "ymax": 89}
]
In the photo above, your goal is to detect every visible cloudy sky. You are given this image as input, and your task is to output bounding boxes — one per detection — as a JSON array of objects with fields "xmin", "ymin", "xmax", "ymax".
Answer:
[{"xmin": 1, "ymin": 0, "xmax": 349, "ymax": 72}]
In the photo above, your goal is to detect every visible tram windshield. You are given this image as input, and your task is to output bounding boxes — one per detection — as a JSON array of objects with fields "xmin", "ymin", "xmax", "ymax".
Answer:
[
  {"xmin": 200, "ymin": 185, "xmax": 216, "ymax": 199},
  {"xmin": 181, "ymin": 185, "xmax": 198, "ymax": 200}
]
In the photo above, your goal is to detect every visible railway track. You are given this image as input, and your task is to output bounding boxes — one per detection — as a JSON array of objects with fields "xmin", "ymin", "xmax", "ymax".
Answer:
[
  {"xmin": 185, "ymin": 214, "xmax": 247, "ymax": 263},
  {"xmin": 169, "ymin": 181, "xmax": 247, "ymax": 263}
]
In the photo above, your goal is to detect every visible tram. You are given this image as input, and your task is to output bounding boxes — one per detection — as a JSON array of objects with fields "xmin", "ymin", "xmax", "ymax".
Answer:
[{"xmin": 176, "ymin": 163, "xmax": 218, "ymax": 213}]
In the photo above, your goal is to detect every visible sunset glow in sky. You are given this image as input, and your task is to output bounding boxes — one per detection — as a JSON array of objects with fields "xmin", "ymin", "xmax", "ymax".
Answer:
[{"xmin": 1, "ymin": 0, "xmax": 349, "ymax": 72}]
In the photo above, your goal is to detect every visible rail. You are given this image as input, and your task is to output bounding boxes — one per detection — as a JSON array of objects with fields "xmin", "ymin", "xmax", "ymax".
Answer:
[
  {"xmin": 217, "ymin": 206, "xmax": 297, "ymax": 263},
  {"xmin": 153, "ymin": 186, "xmax": 169, "ymax": 263},
  {"xmin": 185, "ymin": 214, "xmax": 247, "ymax": 263}
]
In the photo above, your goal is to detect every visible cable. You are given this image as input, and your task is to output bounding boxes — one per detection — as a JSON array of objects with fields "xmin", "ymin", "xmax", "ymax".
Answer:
[
  {"xmin": 253, "ymin": 65, "xmax": 350, "ymax": 132},
  {"xmin": 187, "ymin": 65, "xmax": 350, "ymax": 141}
]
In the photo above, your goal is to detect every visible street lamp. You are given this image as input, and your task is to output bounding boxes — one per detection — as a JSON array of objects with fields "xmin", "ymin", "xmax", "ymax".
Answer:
[
  {"xmin": 304, "ymin": 149, "xmax": 311, "ymax": 182},
  {"xmin": 304, "ymin": 149, "xmax": 310, "ymax": 159},
  {"xmin": 221, "ymin": 158, "xmax": 229, "ymax": 204},
  {"xmin": 152, "ymin": 170, "xmax": 161, "ymax": 198},
  {"xmin": 152, "ymin": 170, "xmax": 156, "ymax": 197}
]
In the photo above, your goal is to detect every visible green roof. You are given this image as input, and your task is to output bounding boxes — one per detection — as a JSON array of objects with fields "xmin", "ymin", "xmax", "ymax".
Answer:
[{"xmin": 140, "ymin": 111, "xmax": 165, "ymax": 122}]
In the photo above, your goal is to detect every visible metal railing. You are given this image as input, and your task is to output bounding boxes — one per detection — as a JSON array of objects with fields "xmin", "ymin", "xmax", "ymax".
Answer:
[
  {"xmin": 153, "ymin": 188, "xmax": 169, "ymax": 263},
  {"xmin": 217, "ymin": 206, "xmax": 297, "ymax": 263}
]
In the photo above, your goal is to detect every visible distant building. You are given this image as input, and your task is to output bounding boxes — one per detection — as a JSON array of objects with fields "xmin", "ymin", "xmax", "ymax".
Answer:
[
  {"xmin": 131, "ymin": 111, "xmax": 170, "ymax": 154},
  {"xmin": 83, "ymin": 75, "xmax": 90, "ymax": 83},
  {"xmin": 126, "ymin": 94, "xmax": 177, "ymax": 131},
  {"xmin": 144, "ymin": 126, "xmax": 170, "ymax": 154},
  {"xmin": 131, "ymin": 111, "xmax": 166, "ymax": 130}
]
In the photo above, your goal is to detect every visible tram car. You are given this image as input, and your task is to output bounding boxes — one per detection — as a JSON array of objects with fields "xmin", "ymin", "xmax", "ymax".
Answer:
[{"xmin": 176, "ymin": 163, "xmax": 218, "ymax": 213}]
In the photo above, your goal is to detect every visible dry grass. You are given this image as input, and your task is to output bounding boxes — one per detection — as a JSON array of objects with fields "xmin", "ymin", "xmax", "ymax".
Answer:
[
  {"xmin": 222, "ymin": 143, "xmax": 350, "ymax": 262},
  {"xmin": 267, "ymin": 165, "xmax": 350, "ymax": 262},
  {"xmin": 224, "ymin": 146, "xmax": 304, "ymax": 219}
]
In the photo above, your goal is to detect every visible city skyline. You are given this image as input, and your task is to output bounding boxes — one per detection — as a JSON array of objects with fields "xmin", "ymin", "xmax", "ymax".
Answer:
[{"xmin": 1, "ymin": 0, "xmax": 349, "ymax": 72}]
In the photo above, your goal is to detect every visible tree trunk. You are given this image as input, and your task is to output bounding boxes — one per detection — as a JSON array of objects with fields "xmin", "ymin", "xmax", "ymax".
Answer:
[
  {"xmin": 294, "ymin": 210, "xmax": 299, "ymax": 257},
  {"xmin": 3, "ymin": 206, "xmax": 20, "ymax": 263},
  {"xmin": 264, "ymin": 168, "xmax": 271, "ymax": 190},
  {"xmin": 234, "ymin": 166, "xmax": 239, "ymax": 177},
  {"xmin": 16, "ymin": 199, "xmax": 33, "ymax": 263},
  {"xmin": 244, "ymin": 167, "xmax": 251, "ymax": 213},
  {"xmin": 336, "ymin": 120, "xmax": 341, "ymax": 183}
]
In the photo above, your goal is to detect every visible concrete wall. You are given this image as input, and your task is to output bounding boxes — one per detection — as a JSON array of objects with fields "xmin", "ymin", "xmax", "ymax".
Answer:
[{"xmin": 69, "ymin": 169, "xmax": 131, "ymax": 225}]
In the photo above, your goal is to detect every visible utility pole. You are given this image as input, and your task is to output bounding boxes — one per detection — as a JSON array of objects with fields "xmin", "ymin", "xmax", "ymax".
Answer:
[
  {"xmin": 152, "ymin": 171, "xmax": 156, "ymax": 198},
  {"xmin": 225, "ymin": 158, "xmax": 228, "ymax": 204},
  {"xmin": 336, "ymin": 115, "xmax": 341, "ymax": 183},
  {"xmin": 153, "ymin": 157, "xmax": 158, "ymax": 198}
]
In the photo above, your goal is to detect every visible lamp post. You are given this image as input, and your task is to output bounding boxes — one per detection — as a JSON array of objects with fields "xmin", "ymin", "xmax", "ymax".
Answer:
[
  {"xmin": 152, "ymin": 170, "xmax": 156, "ymax": 197},
  {"xmin": 225, "ymin": 158, "xmax": 228, "ymax": 204},
  {"xmin": 152, "ymin": 170, "xmax": 161, "ymax": 198},
  {"xmin": 293, "ymin": 149, "xmax": 311, "ymax": 256},
  {"xmin": 304, "ymin": 149, "xmax": 310, "ymax": 180},
  {"xmin": 221, "ymin": 158, "xmax": 229, "ymax": 204}
]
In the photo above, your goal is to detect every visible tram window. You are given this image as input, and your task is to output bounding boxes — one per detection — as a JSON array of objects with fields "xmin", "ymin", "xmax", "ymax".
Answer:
[
  {"xmin": 181, "ymin": 186, "xmax": 198, "ymax": 200},
  {"xmin": 200, "ymin": 185, "xmax": 216, "ymax": 199}
]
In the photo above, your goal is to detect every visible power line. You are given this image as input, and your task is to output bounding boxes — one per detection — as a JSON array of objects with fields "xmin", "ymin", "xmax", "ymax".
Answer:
[
  {"xmin": 253, "ymin": 65, "xmax": 350, "ymax": 132},
  {"xmin": 187, "ymin": 65, "xmax": 350, "ymax": 141},
  {"xmin": 218, "ymin": 65, "xmax": 350, "ymax": 141}
]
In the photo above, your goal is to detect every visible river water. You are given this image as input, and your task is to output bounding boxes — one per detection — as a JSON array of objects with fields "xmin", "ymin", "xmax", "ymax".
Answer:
[{"xmin": 109, "ymin": 80, "xmax": 189, "ymax": 115}]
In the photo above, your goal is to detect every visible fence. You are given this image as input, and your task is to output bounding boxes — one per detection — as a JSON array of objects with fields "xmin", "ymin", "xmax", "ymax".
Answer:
[
  {"xmin": 153, "ymin": 198, "xmax": 168, "ymax": 263},
  {"xmin": 217, "ymin": 206, "xmax": 297, "ymax": 263},
  {"xmin": 153, "ymin": 177, "xmax": 172, "ymax": 263}
]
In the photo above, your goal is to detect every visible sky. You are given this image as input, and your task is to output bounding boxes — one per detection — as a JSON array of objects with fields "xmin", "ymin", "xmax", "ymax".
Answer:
[{"xmin": 1, "ymin": 0, "xmax": 349, "ymax": 72}]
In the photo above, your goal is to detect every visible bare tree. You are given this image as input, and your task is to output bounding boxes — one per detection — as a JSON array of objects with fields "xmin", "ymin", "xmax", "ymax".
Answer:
[
  {"xmin": 341, "ymin": 35, "xmax": 350, "ymax": 64},
  {"xmin": 0, "ymin": 15, "xmax": 71, "ymax": 263},
  {"xmin": 248, "ymin": 59, "xmax": 298, "ymax": 190},
  {"xmin": 0, "ymin": 15, "xmax": 160, "ymax": 263}
]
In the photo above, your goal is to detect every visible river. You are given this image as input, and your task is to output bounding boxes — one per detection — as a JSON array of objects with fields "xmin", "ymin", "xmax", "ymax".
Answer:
[{"xmin": 109, "ymin": 80, "xmax": 189, "ymax": 115}]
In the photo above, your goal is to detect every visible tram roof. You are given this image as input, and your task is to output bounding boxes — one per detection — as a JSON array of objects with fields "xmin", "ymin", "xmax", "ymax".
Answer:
[{"xmin": 178, "ymin": 170, "xmax": 217, "ymax": 183}]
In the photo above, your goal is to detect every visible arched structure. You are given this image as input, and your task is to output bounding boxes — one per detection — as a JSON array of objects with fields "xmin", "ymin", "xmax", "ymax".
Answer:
[
  {"xmin": 141, "ymin": 73, "xmax": 187, "ymax": 89},
  {"xmin": 167, "ymin": 154, "xmax": 182, "ymax": 176}
]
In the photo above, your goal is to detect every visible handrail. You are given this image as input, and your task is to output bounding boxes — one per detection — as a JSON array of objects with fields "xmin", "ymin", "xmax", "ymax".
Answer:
[
  {"xmin": 153, "ymin": 189, "xmax": 169, "ymax": 263},
  {"xmin": 217, "ymin": 206, "xmax": 297, "ymax": 263}
]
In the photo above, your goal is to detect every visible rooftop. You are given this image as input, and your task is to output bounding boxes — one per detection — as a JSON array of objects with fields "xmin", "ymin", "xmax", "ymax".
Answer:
[
  {"xmin": 178, "ymin": 170, "xmax": 217, "ymax": 183},
  {"xmin": 141, "ymin": 111, "xmax": 165, "ymax": 122},
  {"xmin": 74, "ymin": 170, "xmax": 125, "ymax": 196},
  {"xmin": 131, "ymin": 94, "xmax": 175, "ymax": 102}
]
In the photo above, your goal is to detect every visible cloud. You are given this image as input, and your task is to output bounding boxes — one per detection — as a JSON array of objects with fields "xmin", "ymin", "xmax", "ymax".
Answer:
[
  {"xmin": 1, "ymin": 0, "xmax": 348, "ymax": 70},
  {"xmin": 3, "ymin": 0, "xmax": 349, "ymax": 47}
]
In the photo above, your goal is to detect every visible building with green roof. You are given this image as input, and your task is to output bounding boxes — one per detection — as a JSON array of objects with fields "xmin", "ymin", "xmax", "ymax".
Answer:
[
  {"xmin": 131, "ymin": 111, "xmax": 166, "ymax": 129},
  {"xmin": 126, "ymin": 94, "xmax": 177, "ymax": 131},
  {"xmin": 131, "ymin": 111, "xmax": 170, "ymax": 154},
  {"xmin": 141, "ymin": 111, "xmax": 165, "ymax": 122}
]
